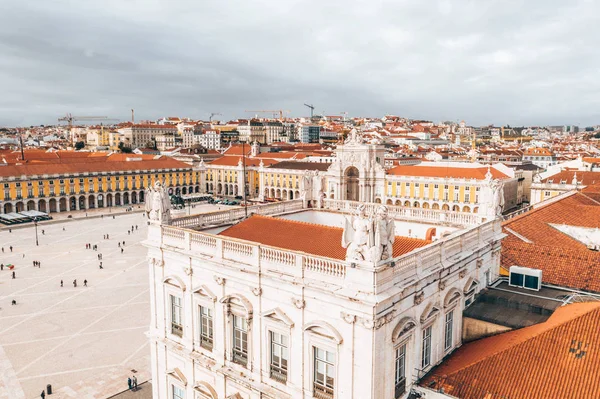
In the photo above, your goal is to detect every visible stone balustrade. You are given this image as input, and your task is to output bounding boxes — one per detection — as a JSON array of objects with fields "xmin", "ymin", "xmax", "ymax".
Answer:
[
  {"xmin": 321, "ymin": 199, "xmax": 483, "ymax": 226},
  {"xmin": 159, "ymin": 214, "xmax": 503, "ymax": 289},
  {"xmin": 170, "ymin": 200, "xmax": 305, "ymax": 228}
]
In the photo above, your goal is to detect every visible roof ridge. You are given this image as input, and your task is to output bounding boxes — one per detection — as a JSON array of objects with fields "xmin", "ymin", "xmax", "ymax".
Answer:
[
  {"xmin": 502, "ymin": 191, "xmax": 580, "ymax": 227},
  {"xmin": 439, "ymin": 302, "xmax": 600, "ymax": 377}
]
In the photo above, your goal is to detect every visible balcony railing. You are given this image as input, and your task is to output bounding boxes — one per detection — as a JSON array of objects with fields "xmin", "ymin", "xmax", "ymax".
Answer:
[
  {"xmin": 270, "ymin": 365, "xmax": 288, "ymax": 384},
  {"xmin": 232, "ymin": 349, "xmax": 248, "ymax": 366},
  {"xmin": 171, "ymin": 323, "xmax": 183, "ymax": 337},
  {"xmin": 395, "ymin": 378, "xmax": 406, "ymax": 398},
  {"xmin": 313, "ymin": 383, "xmax": 334, "ymax": 399},
  {"xmin": 200, "ymin": 336, "xmax": 213, "ymax": 351}
]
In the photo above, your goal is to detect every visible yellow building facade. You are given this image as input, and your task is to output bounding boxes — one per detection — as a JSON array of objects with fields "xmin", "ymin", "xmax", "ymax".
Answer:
[{"xmin": 0, "ymin": 153, "xmax": 200, "ymax": 214}]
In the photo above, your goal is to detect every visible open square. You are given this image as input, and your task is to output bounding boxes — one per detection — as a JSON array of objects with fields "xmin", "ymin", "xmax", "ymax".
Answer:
[{"xmin": 0, "ymin": 211, "xmax": 150, "ymax": 399}]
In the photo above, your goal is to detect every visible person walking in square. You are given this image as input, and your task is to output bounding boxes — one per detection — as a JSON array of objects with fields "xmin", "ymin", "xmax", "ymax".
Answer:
[
  {"xmin": 127, "ymin": 377, "xmax": 132, "ymax": 390},
  {"xmin": 12, "ymin": 271, "xmax": 15, "ymax": 279},
  {"xmin": 99, "ymin": 262, "xmax": 103, "ymax": 269},
  {"xmin": 73, "ymin": 279, "xmax": 77, "ymax": 288},
  {"xmin": 60, "ymin": 280, "xmax": 63, "ymax": 287},
  {"xmin": 41, "ymin": 390, "xmax": 45, "ymax": 399},
  {"xmin": 84, "ymin": 279, "xmax": 87, "ymax": 287},
  {"xmin": 132, "ymin": 375, "xmax": 137, "ymax": 390},
  {"xmin": 1, "ymin": 264, "xmax": 3, "ymax": 271},
  {"xmin": 10, "ymin": 246, "xmax": 13, "ymax": 252}
]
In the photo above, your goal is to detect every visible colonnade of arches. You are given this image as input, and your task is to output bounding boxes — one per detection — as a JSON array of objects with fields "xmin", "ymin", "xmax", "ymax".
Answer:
[
  {"xmin": 374, "ymin": 198, "xmax": 478, "ymax": 214},
  {"xmin": 263, "ymin": 187, "xmax": 300, "ymax": 200}
]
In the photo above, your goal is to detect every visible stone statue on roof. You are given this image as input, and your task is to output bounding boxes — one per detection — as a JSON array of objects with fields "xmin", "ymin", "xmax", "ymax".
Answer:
[
  {"xmin": 342, "ymin": 204, "xmax": 373, "ymax": 261},
  {"xmin": 372, "ymin": 206, "xmax": 396, "ymax": 261},
  {"xmin": 342, "ymin": 205, "xmax": 396, "ymax": 263},
  {"xmin": 145, "ymin": 181, "xmax": 171, "ymax": 224},
  {"xmin": 490, "ymin": 179, "xmax": 505, "ymax": 217}
]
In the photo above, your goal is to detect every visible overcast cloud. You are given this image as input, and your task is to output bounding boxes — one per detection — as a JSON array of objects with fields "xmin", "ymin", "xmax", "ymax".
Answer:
[{"xmin": 1, "ymin": 0, "xmax": 599, "ymax": 127}]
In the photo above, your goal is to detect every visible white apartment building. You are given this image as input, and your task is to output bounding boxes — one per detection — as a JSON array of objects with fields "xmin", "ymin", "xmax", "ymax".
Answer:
[
  {"xmin": 120, "ymin": 124, "xmax": 178, "ymax": 148},
  {"xmin": 145, "ymin": 193, "xmax": 503, "ymax": 399}
]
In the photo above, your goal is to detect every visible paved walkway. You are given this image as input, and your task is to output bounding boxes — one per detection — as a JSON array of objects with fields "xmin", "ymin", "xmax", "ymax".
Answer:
[
  {"xmin": 107, "ymin": 381, "xmax": 152, "ymax": 399},
  {"xmin": 0, "ymin": 212, "xmax": 150, "ymax": 398}
]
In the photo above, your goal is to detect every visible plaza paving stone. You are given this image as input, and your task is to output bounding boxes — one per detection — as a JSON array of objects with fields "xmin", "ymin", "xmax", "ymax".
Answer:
[{"xmin": 0, "ymin": 210, "xmax": 150, "ymax": 399}]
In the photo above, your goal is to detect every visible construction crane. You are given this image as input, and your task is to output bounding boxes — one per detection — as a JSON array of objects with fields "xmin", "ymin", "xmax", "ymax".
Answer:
[
  {"xmin": 304, "ymin": 103, "xmax": 315, "ymax": 118},
  {"xmin": 244, "ymin": 110, "xmax": 291, "ymax": 120},
  {"xmin": 209, "ymin": 112, "xmax": 222, "ymax": 123},
  {"xmin": 57, "ymin": 114, "xmax": 117, "ymax": 146}
]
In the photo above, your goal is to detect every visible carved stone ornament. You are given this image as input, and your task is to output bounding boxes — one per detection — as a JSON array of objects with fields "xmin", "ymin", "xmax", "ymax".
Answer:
[
  {"xmin": 213, "ymin": 276, "xmax": 226, "ymax": 286},
  {"xmin": 438, "ymin": 279, "xmax": 447, "ymax": 291},
  {"xmin": 291, "ymin": 298, "xmax": 305, "ymax": 309},
  {"xmin": 149, "ymin": 257, "xmax": 164, "ymax": 267},
  {"xmin": 144, "ymin": 180, "xmax": 171, "ymax": 224},
  {"xmin": 183, "ymin": 266, "xmax": 193, "ymax": 276},
  {"xmin": 414, "ymin": 291, "xmax": 425, "ymax": 305},
  {"xmin": 358, "ymin": 310, "xmax": 395, "ymax": 330},
  {"xmin": 459, "ymin": 269, "xmax": 467, "ymax": 279},
  {"xmin": 252, "ymin": 287, "xmax": 262, "ymax": 296},
  {"xmin": 476, "ymin": 259, "xmax": 483, "ymax": 269},
  {"xmin": 340, "ymin": 312, "xmax": 357, "ymax": 324}
]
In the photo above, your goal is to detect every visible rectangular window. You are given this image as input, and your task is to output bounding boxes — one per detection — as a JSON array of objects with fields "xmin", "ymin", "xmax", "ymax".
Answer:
[
  {"xmin": 444, "ymin": 311, "xmax": 454, "ymax": 351},
  {"xmin": 394, "ymin": 344, "xmax": 407, "ymax": 398},
  {"xmin": 464, "ymin": 193, "xmax": 470, "ymax": 202},
  {"xmin": 270, "ymin": 331, "xmax": 289, "ymax": 383},
  {"xmin": 421, "ymin": 326, "xmax": 432, "ymax": 369},
  {"xmin": 232, "ymin": 315, "xmax": 248, "ymax": 366},
  {"xmin": 199, "ymin": 306, "xmax": 213, "ymax": 350},
  {"xmin": 170, "ymin": 295, "xmax": 183, "ymax": 337},
  {"xmin": 172, "ymin": 385, "xmax": 185, "ymax": 399},
  {"xmin": 313, "ymin": 347, "xmax": 335, "ymax": 398}
]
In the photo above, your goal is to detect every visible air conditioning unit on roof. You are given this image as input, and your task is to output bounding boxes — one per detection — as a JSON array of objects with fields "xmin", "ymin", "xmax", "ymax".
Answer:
[{"xmin": 509, "ymin": 266, "xmax": 542, "ymax": 291}]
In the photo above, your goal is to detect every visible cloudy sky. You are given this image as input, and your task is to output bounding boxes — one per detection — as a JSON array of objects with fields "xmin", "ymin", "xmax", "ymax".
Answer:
[{"xmin": 1, "ymin": 0, "xmax": 599, "ymax": 127}]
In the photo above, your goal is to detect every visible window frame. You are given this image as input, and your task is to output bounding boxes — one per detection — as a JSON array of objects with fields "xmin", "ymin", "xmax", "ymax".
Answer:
[
  {"xmin": 444, "ymin": 310, "xmax": 454, "ymax": 351},
  {"xmin": 169, "ymin": 294, "xmax": 184, "ymax": 338},
  {"xmin": 313, "ymin": 346, "xmax": 335, "ymax": 399},
  {"xmin": 394, "ymin": 342, "xmax": 407, "ymax": 398},
  {"xmin": 421, "ymin": 325, "xmax": 433, "ymax": 370}
]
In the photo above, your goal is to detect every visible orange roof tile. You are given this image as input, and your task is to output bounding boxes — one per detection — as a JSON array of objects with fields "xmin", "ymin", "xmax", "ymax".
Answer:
[
  {"xmin": 0, "ymin": 153, "xmax": 191, "ymax": 177},
  {"xmin": 387, "ymin": 165, "xmax": 509, "ymax": 180},
  {"xmin": 542, "ymin": 170, "xmax": 600, "ymax": 185},
  {"xmin": 421, "ymin": 302, "xmax": 600, "ymax": 399},
  {"xmin": 501, "ymin": 192, "xmax": 600, "ymax": 292},
  {"xmin": 218, "ymin": 215, "xmax": 430, "ymax": 260},
  {"xmin": 207, "ymin": 157, "xmax": 278, "ymax": 167}
]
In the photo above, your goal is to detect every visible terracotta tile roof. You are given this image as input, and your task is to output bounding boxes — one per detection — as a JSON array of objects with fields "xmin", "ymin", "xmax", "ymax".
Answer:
[
  {"xmin": 501, "ymin": 192, "xmax": 600, "ymax": 292},
  {"xmin": 542, "ymin": 170, "xmax": 600, "ymax": 185},
  {"xmin": 524, "ymin": 147, "xmax": 554, "ymax": 156},
  {"xmin": 266, "ymin": 161, "xmax": 331, "ymax": 171},
  {"xmin": 222, "ymin": 144, "xmax": 252, "ymax": 156},
  {"xmin": 421, "ymin": 302, "xmax": 600, "ymax": 399},
  {"xmin": 218, "ymin": 215, "xmax": 430, "ymax": 260},
  {"xmin": 207, "ymin": 157, "xmax": 279, "ymax": 167},
  {"xmin": 0, "ymin": 153, "xmax": 191, "ymax": 178},
  {"xmin": 387, "ymin": 165, "xmax": 509, "ymax": 180}
]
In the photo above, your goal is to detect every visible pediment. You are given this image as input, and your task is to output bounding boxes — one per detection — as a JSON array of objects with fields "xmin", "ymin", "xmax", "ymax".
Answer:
[
  {"xmin": 463, "ymin": 277, "xmax": 479, "ymax": 294},
  {"xmin": 261, "ymin": 307, "xmax": 294, "ymax": 327},
  {"xmin": 193, "ymin": 285, "xmax": 217, "ymax": 301},
  {"xmin": 420, "ymin": 302, "xmax": 441, "ymax": 324},
  {"xmin": 167, "ymin": 367, "xmax": 187, "ymax": 386}
]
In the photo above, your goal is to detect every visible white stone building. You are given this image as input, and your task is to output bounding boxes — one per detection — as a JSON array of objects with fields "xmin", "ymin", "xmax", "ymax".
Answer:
[{"xmin": 144, "ymin": 189, "xmax": 504, "ymax": 398}]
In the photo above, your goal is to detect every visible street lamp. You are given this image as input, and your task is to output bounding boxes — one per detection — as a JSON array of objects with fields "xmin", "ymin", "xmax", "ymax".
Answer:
[{"xmin": 33, "ymin": 216, "xmax": 39, "ymax": 246}]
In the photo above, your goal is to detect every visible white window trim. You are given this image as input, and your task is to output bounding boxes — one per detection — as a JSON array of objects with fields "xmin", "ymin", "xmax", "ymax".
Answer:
[
  {"xmin": 304, "ymin": 321, "xmax": 342, "ymax": 399},
  {"xmin": 192, "ymin": 286, "xmax": 217, "ymax": 355},
  {"xmin": 165, "ymin": 286, "xmax": 185, "ymax": 343},
  {"xmin": 262, "ymin": 308, "xmax": 294, "ymax": 385},
  {"xmin": 220, "ymin": 294, "xmax": 253, "ymax": 371}
]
